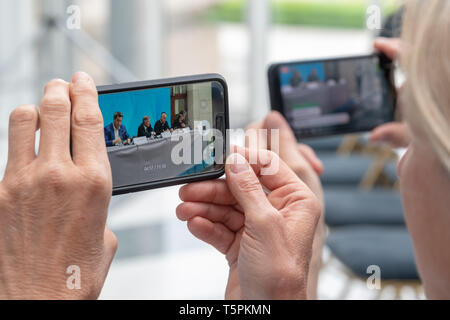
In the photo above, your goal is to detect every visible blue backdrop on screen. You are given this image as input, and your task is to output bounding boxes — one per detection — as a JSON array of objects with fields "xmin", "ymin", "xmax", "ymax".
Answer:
[
  {"xmin": 99, "ymin": 87, "xmax": 171, "ymax": 137},
  {"xmin": 280, "ymin": 62, "xmax": 325, "ymax": 87}
]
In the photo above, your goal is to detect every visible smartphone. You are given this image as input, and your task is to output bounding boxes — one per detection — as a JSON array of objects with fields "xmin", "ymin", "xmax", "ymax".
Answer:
[
  {"xmin": 97, "ymin": 74, "xmax": 229, "ymax": 196},
  {"xmin": 268, "ymin": 54, "xmax": 396, "ymax": 139}
]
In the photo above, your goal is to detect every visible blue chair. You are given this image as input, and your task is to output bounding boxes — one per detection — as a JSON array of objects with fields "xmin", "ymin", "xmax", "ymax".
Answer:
[
  {"xmin": 303, "ymin": 135, "xmax": 345, "ymax": 152},
  {"xmin": 326, "ymin": 225, "xmax": 421, "ymax": 299},
  {"xmin": 319, "ymin": 154, "xmax": 375, "ymax": 186},
  {"xmin": 324, "ymin": 187, "xmax": 405, "ymax": 227}
]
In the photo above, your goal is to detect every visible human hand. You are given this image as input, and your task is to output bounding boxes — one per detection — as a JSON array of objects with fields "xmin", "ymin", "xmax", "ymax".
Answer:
[
  {"xmin": 374, "ymin": 37, "xmax": 401, "ymax": 60},
  {"xmin": 177, "ymin": 146, "xmax": 321, "ymax": 299},
  {"xmin": 113, "ymin": 137, "xmax": 122, "ymax": 145},
  {"xmin": 369, "ymin": 122, "xmax": 411, "ymax": 148},
  {"xmin": 244, "ymin": 111, "xmax": 325, "ymax": 299},
  {"xmin": 0, "ymin": 72, "xmax": 117, "ymax": 299},
  {"xmin": 370, "ymin": 37, "xmax": 411, "ymax": 148},
  {"xmin": 245, "ymin": 111, "xmax": 323, "ymax": 200}
]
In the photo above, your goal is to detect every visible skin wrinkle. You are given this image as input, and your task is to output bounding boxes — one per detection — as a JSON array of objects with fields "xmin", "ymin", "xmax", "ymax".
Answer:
[{"xmin": 0, "ymin": 73, "xmax": 117, "ymax": 299}]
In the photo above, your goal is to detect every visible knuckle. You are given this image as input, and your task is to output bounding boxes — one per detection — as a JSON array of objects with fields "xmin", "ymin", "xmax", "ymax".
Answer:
[
  {"xmin": 4, "ymin": 169, "xmax": 34, "ymax": 198},
  {"xmin": 9, "ymin": 104, "xmax": 38, "ymax": 126},
  {"xmin": 236, "ymin": 175, "xmax": 261, "ymax": 193},
  {"xmin": 37, "ymin": 162, "xmax": 72, "ymax": 190},
  {"xmin": 313, "ymin": 199, "xmax": 323, "ymax": 220},
  {"xmin": 40, "ymin": 95, "xmax": 71, "ymax": 115},
  {"xmin": 306, "ymin": 193, "xmax": 322, "ymax": 223},
  {"xmin": 73, "ymin": 109, "xmax": 103, "ymax": 129},
  {"xmin": 83, "ymin": 167, "xmax": 112, "ymax": 193}
]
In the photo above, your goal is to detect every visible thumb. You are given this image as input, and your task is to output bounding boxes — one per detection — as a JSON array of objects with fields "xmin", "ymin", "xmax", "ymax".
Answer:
[
  {"xmin": 374, "ymin": 37, "xmax": 401, "ymax": 60},
  {"xmin": 225, "ymin": 153, "xmax": 274, "ymax": 223},
  {"xmin": 370, "ymin": 122, "xmax": 410, "ymax": 148}
]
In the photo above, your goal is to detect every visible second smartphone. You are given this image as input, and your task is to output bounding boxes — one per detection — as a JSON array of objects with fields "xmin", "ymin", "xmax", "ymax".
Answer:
[
  {"xmin": 97, "ymin": 74, "xmax": 229, "ymax": 196},
  {"xmin": 268, "ymin": 54, "xmax": 397, "ymax": 139}
]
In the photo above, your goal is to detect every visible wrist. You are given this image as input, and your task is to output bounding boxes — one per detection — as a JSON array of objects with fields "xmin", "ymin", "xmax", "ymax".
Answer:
[{"xmin": 265, "ymin": 274, "xmax": 308, "ymax": 300}]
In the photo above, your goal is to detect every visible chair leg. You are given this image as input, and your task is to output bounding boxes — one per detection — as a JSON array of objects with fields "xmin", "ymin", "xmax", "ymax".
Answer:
[
  {"xmin": 414, "ymin": 284, "xmax": 424, "ymax": 300},
  {"xmin": 393, "ymin": 284, "xmax": 403, "ymax": 300},
  {"xmin": 337, "ymin": 134, "xmax": 360, "ymax": 156},
  {"xmin": 359, "ymin": 147, "xmax": 393, "ymax": 191}
]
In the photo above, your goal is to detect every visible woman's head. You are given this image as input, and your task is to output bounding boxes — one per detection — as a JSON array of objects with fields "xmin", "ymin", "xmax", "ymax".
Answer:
[
  {"xmin": 398, "ymin": 0, "xmax": 450, "ymax": 298},
  {"xmin": 400, "ymin": 0, "xmax": 450, "ymax": 171}
]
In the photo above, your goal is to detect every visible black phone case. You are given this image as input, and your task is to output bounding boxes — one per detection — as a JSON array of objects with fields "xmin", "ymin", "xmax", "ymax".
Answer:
[
  {"xmin": 97, "ymin": 74, "xmax": 230, "ymax": 196},
  {"xmin": 267, "ymin": 53, "xmax": 397, "ymax": 139}
]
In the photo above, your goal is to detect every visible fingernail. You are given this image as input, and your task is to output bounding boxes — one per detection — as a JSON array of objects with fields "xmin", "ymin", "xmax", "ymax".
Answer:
[
  {"xmin": 229, "ymin": 153, "xmax": 249, "ymax": 174},
  {"xmin": 72, "ymin": 72, "xmax": 90, "ymax": 83}
]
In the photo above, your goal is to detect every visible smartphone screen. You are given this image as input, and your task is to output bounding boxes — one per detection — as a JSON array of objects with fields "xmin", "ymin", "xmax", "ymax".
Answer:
[
  {"xmin": 269, "ymin": 54, "xmax": 396, "ymax": 138},
  {"xmin": 98, "ymin": 77, "xmax": 227, "ymax": 194}
]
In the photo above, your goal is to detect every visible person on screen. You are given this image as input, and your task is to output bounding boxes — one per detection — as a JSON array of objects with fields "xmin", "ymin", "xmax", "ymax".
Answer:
[
  {"xmin": 137, "ymin": 116, "xmax": 155, "ymax": 138},
  {"xmin": 307, "ymin": 69, "xmax": 320, "ymax": 82},
  {"xmin": 290, "ymin": 70, "xmax": 303, "ymax": 87},
  {"xmin": 154, "ymin": 112, "xmax": 172, "ymax": 135},
  {"xmin": 104, "ymin": 111, "xmax": 131, "ymax": 146},
  {"xmin": 172, "ymin": 110, "xmax": 187, "ymax": 130}
]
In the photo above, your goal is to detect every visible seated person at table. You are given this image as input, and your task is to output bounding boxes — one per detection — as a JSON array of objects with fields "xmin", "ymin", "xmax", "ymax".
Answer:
[
  {"xmin": 154, "ymin": 112, "xmax": 172, "ymax": 135},
  {"xmin": 137, "ymin": 116, "xmax": 155, "ymax": 138},
  {"xmin": 290, "ymin": 70, "xmax": 303, "ymax": 88},
  {"xmin": 104, "ymin": 111, "xmax": 131, "ymax": 146},
  {"xmin": 172, "ymin": 110, "xmax": 187, "ymax": 130},
  {"xmin": 307, "ymin": 69, "xmax": 320, "ymax": 83}
]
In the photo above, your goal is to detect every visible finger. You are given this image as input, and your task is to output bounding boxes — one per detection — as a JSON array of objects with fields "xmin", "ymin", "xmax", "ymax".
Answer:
[
  {"xmin": 38, "ymin": 79, "xmax": 71, "ymax": 161},
  {"xmin": 179, "ymin": 179, "xmax": 236, "ymax": 205},
  {"xmin": 101, "ymin": 227, "xmax": 118, "ymax": 281},
  {"xmin": 263, "ymin": 111, "xmax": 297, "ymax": 154},
  {"xmin": 298, "ymin": 144, "xmax": 324, "ymax": 175},
  {"xmin": 374, "ymin": 37, "xmax": 401, "ymax": 60},
  {"xmin": 187, "ymin": 216, "xmax": 235, "ymax": 254},
  {"xmin": 245, "ymin": 120, "xmax": 267, "ymax": 150},
  {"xmin": 244, "ymin": 120, "xmax": 263, "ymax": 132},
  {"xmin": 225, "ymin": 153, "xmax": 276, "ymax": 222},
  {"xmin": 231, "ymin": 146, "xmax": 306, "ymax": 192},
  {"xmin": 69, "ymin": 72, "xmax": 108, "ymax": 167},
  {"xmin": 369, "ymin": 122, "xmax": 410, "ymax": 148},
  {"xmin": 262, "ymin": 111, "xmax": 314, "ymax": 169},
  {"xmin": 6, "ymin": 104, "xmax": 39, "ymax": 171},
  {"xmin": 103, "ymin": 227, "xmax": 118, "ymax": 263},
  {"xmin": 177, "ymin": 202, "xmax": 244, "ymax": 232}
]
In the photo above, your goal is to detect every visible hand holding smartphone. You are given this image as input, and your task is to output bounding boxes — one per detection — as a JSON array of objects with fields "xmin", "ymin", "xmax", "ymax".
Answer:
[
  {"xmin": 97, "ymin": 74, "xmax": 229, "ymax": 195},
  {"xmin": 268, "ymin": 54, "xmax": 397, "ymax": 139}
]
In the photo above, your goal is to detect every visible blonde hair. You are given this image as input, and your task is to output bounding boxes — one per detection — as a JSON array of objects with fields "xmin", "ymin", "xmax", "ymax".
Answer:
[{"xmin": 401, "ymin": 0, "xmax": 450, "ymax": 173}]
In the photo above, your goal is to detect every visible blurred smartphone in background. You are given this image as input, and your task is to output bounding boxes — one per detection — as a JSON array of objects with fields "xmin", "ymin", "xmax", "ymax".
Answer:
[{"xmin": 268, "ymin": 54, "xmax": 396, "ymax": 139}]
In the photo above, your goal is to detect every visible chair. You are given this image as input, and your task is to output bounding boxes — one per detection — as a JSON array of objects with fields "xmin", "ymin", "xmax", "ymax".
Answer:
[
  {"xmin": 324, "ymin": 187, "xmax": 405, "ymax": 227},
  {"xmin": 326, "ymin": 225, "xmax": 422, "ymax": 299},
  {"xmin": 303, "ymin": 135, "xmax": 345, "ymax": 153}
]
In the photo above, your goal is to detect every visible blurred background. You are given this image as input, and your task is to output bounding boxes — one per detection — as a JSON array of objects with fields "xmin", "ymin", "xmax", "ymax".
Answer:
[{"xmin": 1, "ymin": 0, "xmax": 421, "ymax": 300}]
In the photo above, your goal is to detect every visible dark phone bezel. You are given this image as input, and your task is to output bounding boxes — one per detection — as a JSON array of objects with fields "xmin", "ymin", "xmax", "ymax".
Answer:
[
  {"xmin": 268, "ymin": 53, "xmax": 397, "ymax": 139},
  {"xmin": 97, "ymin": 74, "xmax": 230, "ymax": 196}
]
